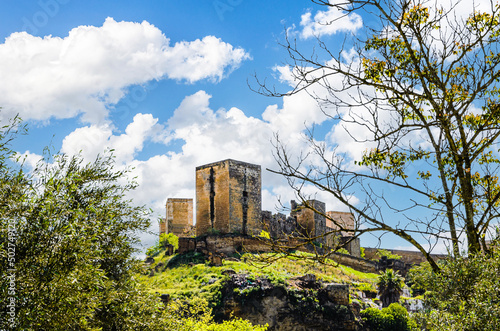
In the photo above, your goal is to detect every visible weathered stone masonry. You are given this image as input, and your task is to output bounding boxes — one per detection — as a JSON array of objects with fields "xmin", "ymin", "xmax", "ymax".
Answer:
[
  {"xmin": 196, "ymin": 159, "xmax": 262, "ymax": 236},
  {"xmin": 160, "ymin": 198, "xmax": 194, "ymax": 237}
]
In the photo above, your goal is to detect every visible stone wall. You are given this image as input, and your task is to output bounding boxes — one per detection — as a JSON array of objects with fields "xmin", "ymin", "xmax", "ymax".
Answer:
[
  {"xmin": 339, "ymin": 237, "xmax": 361, "ymax": 258},
  {"xmin": 261, "ymin": 211, "xmax": 297, "ymax": 239},
  {"xmin": 291, "ymin": 200, "xmax": 328, "ymax": 245},
  {"xmin": 328, "ymin": 252, "xmax": 379, "ymax": 274},
  {"xmin": 196, "ymin": 159, "xmax": 262, "ymax": 236},
  {"xmin": 363, "ymin": 247, "xmax": 448, "ymax": 265},
  {"xmin": 164, "ymin": 198, "xmax": 193, "ymax": 237},
  {"xmin": 178, "ymin": 234, "xmax": 277, "ymax": 256},
  {"xmin": 177, "ymin": 234, "xmax": 379, "ymax": 274},
  {"xmin": 326, "ymin": 211, "xmax": 355, "ymax": 237}
]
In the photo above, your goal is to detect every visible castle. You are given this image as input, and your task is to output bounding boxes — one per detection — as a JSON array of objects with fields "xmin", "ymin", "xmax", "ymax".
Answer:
[{"xmin": 160, "ymin": 158, "xmax": 360, "ymax": 256}]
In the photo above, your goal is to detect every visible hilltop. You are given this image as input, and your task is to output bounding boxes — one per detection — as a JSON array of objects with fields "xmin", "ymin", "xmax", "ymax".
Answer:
[{"xmin": 138, "ymin": 246, "xmax": 384, "ymax": 330}]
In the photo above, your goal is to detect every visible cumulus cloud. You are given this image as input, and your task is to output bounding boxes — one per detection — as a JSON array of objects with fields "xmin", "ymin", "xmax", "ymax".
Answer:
[
  {"xmin": 300, "ymin": 1, "xmax": 362, "ymax": 39},
  {"xmin": 0, "ymin": 17, "xmax": 250, "ymax": 124},
  {"xmin": 61, "ymin": 113, "xmax": 163, "ymax": 163}
]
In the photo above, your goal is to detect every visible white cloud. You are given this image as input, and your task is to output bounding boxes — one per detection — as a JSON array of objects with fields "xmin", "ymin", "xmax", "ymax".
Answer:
[
  {"xmin": 300, "ymin": 2, "xmax": 362, "ymax": 39},
  {"xmin": 0, "ymin": 17, "xmax": 250, "ymax": 124},
  {"xmin": 61, "ymin": 113, "xmax": 163, "ymax": 163}
]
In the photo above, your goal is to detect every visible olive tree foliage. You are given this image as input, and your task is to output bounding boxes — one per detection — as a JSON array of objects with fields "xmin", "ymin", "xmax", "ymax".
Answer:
[
  {"xmin": 256, "ymin": 0, "xmax": 500, "ymax": 271},
  {"xmin": 0, "ymin": 117, "xmax": 167, "ymax": 330}
]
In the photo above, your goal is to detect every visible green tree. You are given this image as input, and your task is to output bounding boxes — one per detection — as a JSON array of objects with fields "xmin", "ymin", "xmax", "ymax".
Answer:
[
  {"xmin": 361, "ymin": 303, "xmax": 417, "ymax": 331},
  {"xmin": 377, "ymin": 269, "xmax": 404, "ymax": 308},
  {"xmin": 410, "ymin": 239, "xmax": 500, "ymax": 330},
  {"xmin": 256, "ymin": 0, "xmax": 500, "ymax": 271},
  {"xmin": 0, "ymin": 119, "xmax": 165, "ymax": 329}
]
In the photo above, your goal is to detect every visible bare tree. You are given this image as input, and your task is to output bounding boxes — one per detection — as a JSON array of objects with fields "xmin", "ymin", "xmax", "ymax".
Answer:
[{"xmin": 255, "ymin": 0, "xmax": 500, "ymax": 272}]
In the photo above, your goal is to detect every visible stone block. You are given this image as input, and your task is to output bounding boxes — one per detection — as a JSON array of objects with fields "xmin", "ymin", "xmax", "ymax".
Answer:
[{"xmin": 324, "ymin": 283, "xmax": 350, "ymax": 306}]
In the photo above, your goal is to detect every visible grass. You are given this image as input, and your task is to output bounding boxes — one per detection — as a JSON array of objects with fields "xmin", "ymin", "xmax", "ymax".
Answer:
[{"xmin": 137, "ymin": 249, "xmax": 379, "ymax": 306}]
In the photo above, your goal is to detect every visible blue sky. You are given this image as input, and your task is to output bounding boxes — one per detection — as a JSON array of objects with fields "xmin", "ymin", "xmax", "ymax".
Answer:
[{"xmin": 2, "ymin": 0, "xmax": 488, "ymax": 253}]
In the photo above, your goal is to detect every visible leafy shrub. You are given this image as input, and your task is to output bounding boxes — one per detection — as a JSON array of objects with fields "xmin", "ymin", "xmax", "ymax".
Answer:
[
  {"xmin": 361, "ymin": 303, "xmax": 416, "ymax": 331},
  {"xmin": 336, "ymin": 247, "xmax": 350, "ymax": 255},
  {"xmin": 375, "ymin": 249, "xmax": 402, "ymax": 260},
  {"xmin": 356, "ymin": 282, "xmax": 377, "ymax": 298},
  {"xmin": 146, "ymin": 233, "xmax": 179, "ymax": 257},
  {"xmin": 163, "ymin": 297, "xmax": 267, "ymax": 330}
]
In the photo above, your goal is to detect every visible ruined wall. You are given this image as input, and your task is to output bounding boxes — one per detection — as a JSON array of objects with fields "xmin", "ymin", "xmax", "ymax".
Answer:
[
  {"xmin": 165, "ymin": 198, "xmax": 193, "ymax": 237},
  {"xmin": 326, "ymin": 211, "xmax": 355, "ymax": 237},
  {"xmin": 196, "ymin": 159, "xmax": 262, "ymax": 236},
  {"xmin": 339, "ymin": 237, "xmax": 361, "ymax": 258},
  {"xmin": 177, "ymin": 235, "xmax": 378, "ymax": 274},
  {"xmin": 261, "ymin": 211, "xmax": 297, "ymax": 239},
  {"xmin": 291, "ymin": 200, "xmax": 327, "ymax": 245},
  {"xmin": 363, "ymin": 247, "xmax": 448, "ymax": 265}
]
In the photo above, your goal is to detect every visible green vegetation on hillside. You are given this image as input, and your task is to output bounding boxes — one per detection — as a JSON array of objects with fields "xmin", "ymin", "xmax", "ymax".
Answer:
[{"xmin": 138, "ymin": 249, "xmax": 379, "ymax": 304}]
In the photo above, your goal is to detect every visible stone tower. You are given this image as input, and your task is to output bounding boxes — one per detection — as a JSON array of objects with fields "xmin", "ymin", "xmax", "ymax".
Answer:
[
  {"xmin": 161, "ymin": 198, "xmax": 193, "ymax": 237},
  {"xmin": 196, "ymin": 159, "xmax": 261, "ymax": 236},
  {"xmin": 290, "ymin": 200, "xmax": 327, "ymax": 245}
]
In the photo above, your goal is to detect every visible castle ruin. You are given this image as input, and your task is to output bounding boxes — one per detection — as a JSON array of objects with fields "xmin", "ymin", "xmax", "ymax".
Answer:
[
  {"xmin": 161, "ymin": 158, "xmax": 360, "ymax": 256},
  {"xmin": 160, "ymin": 198, "xmax": 194, "ymax": 237}
]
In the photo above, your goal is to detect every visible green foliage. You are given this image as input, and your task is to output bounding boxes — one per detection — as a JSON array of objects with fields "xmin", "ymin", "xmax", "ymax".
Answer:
[
  {"xmin": 0, "ymin": 130, "xmax": 162, "ymax": 329},
  {"xmin": 411, "ymin": 242, "xmax": 500, "ymax": 330},
  {"xmin": 361, "ymin": 303, "xmax": 417, "ymax": 331},
  {"xmin": 258, "ymin": 230, "xmax": 270, "ymax": 239},
  {"xmin": 405, "ymin": 261, "xmax": 435, "ymax": 296},
  {"xmin": 377, "ymin": 269, "xmax": 404, "ymax": 308},
  {"xmin": 335, "ymin": 247, "xmax": 350, "ymax": 255},
  {"xmin": 375, "ymin": 249, "xmax": 402, "ymax": 260},
  {"xmin": 360, "ymin": 247, "xmax": 366, "ymax": 258},
  {"xmin": 162, "ymin": 298, "xmax": 268, "ymax": 330},
  {"xmin": 139, "ymin": 251, "xmax": 378, "ymax": 307},
  {"xmin": 147, "ymin": 233, "xmax": 179, "ymax": 257}
]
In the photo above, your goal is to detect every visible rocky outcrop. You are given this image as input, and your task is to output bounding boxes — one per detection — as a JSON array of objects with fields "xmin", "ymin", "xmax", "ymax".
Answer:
[{"xmin": 216, "ymin": 273, "xmax": 362, "ymax": 331}]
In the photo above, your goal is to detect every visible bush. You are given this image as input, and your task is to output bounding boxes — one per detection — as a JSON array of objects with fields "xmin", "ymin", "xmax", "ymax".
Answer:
[
  {"xmin": 163, "ymin": 297, "xmax": 267, "ymax": 330},
  {"xmin": 375, "ymin": 249, "xmax": 402, "ymax": 260},
  {"xmin": 146, "ymin": 233, "xmax": 179, "ymax": 257},
  {"xmin": 410, "ymin": 241, "xmax": 500, "ymax": 330},
  {"xmin": 361, "ymin": 303, "xmax": 416, "ymax": 331}
]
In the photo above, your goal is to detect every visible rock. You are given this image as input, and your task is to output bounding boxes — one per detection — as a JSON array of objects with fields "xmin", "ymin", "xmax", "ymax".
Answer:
[
  {"xmin": 217, "ymin": 273, "xmax": 360, "ymax": 330},
  {"xmin": 155, "ymin": 262, "xmax": 164, "ymax": 272},
  {"xmin": 324, "ymin": 283, "xmax": 350, "ymax": 306},
  {"xmin": 294, "ymin": 273, "xmax": 321, "ymax": 289},
  {"xmin": 160, "ymin": 294, "xmax": 170, "ymax": 304},
  {"xmin": 222, "ymin": 269, "xmax": 236, "ymax": 276},
  {"xmin": 144, "ymin": 257, "xmax": 155, "ymax": 264}
]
